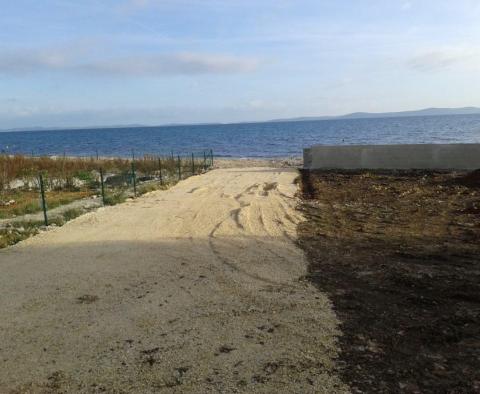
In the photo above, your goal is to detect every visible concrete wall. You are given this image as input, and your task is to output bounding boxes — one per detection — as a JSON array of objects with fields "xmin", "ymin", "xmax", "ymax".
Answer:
[{"xmin": 303, "ymin": 144, "xmax": 480, "ymax": 170}]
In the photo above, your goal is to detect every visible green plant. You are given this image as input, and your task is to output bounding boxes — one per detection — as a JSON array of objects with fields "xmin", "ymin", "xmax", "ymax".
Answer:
[
  {"xmin": 75, "ymin": 170, "xmax": 95, "ymax": 183},
  {"xmin": 137, "ymin": 182, "xmax": 161, "ymax": 196},
  {"xmin": 103, "ymin": 192, "xmax": 127, "ymax": 206},
  {"xmin": 62, "ymin": 208, "xmax": 84, "ymax": 222},
  {"xmin": 0, "ymin": 225, "xmax": 39, "ymax": 249}
]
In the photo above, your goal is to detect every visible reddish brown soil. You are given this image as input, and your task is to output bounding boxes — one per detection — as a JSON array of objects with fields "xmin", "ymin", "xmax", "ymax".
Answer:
[{"xmin": 297, "ymin": 169, "xmax": 480, "ymax": 394}]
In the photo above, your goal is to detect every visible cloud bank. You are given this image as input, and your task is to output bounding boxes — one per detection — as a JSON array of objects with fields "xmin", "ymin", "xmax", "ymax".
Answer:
[
  {"xmin": 0, "ymin": 50, "xmax": 259, "ymax": 77},
  {"xmin": 78, "ymin": 53, "xmax": 259, "ymax": 76},
  {"xmin": 408, "ymin": 47, "xmax": 480, "ymax": 72}
]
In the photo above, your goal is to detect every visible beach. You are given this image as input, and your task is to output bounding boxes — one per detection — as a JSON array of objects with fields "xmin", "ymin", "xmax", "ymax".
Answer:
[
  {"xmin": 0, "ymin": 165, "xmax": 347, "ymax": 393},
  {"xmin": 3, "ymin": 1, "xmax": 480, "ymax": 391},
  {"xmin": 213, "ymin": 157, "xmax": 303, "ymax": 169}
]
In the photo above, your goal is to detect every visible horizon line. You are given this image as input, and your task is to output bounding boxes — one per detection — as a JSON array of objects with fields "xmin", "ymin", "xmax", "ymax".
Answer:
[{"xmin": 2, "ymin": 105, "xmax": 480, "ymax": 133}]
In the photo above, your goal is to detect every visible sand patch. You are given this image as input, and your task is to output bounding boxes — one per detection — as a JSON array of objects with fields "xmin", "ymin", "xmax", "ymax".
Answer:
[{"xmin": 0, "ymin": 167, "xmax": 347, "ymax": 393}]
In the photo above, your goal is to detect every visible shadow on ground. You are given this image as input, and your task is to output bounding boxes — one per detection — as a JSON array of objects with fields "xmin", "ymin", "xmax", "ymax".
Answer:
[
  {"xmin": 0, "ymin": 236, "xmax": 345, "ymax": 394},
  {"xmin": 297, "ymin": 169, "xmax": 480, "ymax": 394}
]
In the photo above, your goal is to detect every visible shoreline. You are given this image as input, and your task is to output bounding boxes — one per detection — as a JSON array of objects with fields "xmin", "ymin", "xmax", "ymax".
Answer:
[
  {"xmin": 214, "ymin": 156, "xmax": 303, "ymax": 168},
  {"xmin": 1, "ymin": 152, "xmax": 303, "ymax": 164}
]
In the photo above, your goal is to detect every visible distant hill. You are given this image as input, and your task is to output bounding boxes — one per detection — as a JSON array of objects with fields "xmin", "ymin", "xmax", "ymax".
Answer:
[
  {"xmin": 2, "ymin": 124, "xmax": 148, "ymax": 132},
  {"xmin": 2, "ymin": 107, "xmax": 480, "ymax": 133},
  {"xmin": 271, "ymin": 107, "xmax": 480, "ymax": 122},
  {"xmin": 1, "ymin": 122, "xmax": 224, "ymax": 133}
]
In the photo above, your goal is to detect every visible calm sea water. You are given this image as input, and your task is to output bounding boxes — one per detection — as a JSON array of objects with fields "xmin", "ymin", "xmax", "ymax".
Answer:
[{"xmin": 1, "ymin": 114, "xmax": 480, "ymax": 158}]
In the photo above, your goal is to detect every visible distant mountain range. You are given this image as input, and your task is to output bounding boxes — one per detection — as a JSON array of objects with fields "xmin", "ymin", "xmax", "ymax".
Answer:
[
  {"xmin": 2, "ymin": 124, "xmax": 148, "ymax": 132},
  {"xmin": 270, "ymin": 107, "xmax": 480, "ymax": 122},
  {"xmin": 2, "ymin": 107, "xmax": 480, "ymax": 132},
  {"xmin": 1, "ymin": 122, "xmax": 223, "ymax": 133}
]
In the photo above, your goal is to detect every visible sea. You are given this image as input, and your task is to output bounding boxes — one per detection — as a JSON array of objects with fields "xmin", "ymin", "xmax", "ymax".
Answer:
[{"xmin": 1, "ymin": 114, "xmax": 480, "ymax": 158}]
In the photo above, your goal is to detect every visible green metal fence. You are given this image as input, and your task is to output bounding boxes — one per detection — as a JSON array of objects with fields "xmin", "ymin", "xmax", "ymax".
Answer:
[{"xmin": 0, "ymin": 150, "xmax": 214, "ymax": 229}]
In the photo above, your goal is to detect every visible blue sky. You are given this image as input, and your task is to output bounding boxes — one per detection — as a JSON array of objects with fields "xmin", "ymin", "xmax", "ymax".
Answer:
[{"xmin": 1, "ymin": 0, "xmax": 480, "ymax": 129}]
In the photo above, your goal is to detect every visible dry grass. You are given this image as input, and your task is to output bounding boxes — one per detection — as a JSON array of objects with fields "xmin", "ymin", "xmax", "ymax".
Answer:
[
  {"xmin": 0, "ymin": 153, "xmax": 207, "ymax": 192},
  {"xmin": 0, "ymin": 190, "xmax": 93, "ymax": 219}
]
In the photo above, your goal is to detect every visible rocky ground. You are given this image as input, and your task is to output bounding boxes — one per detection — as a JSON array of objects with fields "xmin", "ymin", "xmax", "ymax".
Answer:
[{"xmin": 213, "ymin": 157, "xmax": 303, "ymax": 169}]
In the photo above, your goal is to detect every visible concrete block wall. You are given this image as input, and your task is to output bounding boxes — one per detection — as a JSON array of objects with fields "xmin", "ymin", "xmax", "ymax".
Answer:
[{"xmin": 303, "ymin": 144, "xmax": 480, "ymax": 170}]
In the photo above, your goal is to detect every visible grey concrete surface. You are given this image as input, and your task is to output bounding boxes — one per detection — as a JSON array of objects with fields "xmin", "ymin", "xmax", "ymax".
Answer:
[{"xmin": 304, "ymin": 144, "xmax": 480, "ymax": 170}]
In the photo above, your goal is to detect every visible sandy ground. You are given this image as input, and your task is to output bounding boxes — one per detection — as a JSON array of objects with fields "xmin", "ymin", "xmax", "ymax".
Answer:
[{"xmin": 0, "ymin": 167, "xmax": 347, "ymax": 393}]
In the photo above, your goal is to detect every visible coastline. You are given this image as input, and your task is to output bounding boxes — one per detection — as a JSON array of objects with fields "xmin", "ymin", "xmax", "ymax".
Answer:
[{"xmin": 214, "ymin": 156, "xmax": 303, "ymax": 169}]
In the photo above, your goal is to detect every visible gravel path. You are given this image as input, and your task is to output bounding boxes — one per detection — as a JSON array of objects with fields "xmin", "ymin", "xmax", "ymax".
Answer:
[{"xmin": 0, "ymin": 167, "xmax": 347, "ymax": 393}]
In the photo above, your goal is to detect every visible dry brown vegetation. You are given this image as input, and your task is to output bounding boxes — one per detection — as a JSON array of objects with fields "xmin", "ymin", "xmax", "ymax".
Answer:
[
  {"xmin": 0, "ymin": 154, "xmax": 206, "ymax": 191},
  {"xmin": 0, "ymin": 153, "xmax": 212, "ymax": 248},
  {"xmin": 0, "ymin": 190, "xmax": 92, "ymax": 219}
]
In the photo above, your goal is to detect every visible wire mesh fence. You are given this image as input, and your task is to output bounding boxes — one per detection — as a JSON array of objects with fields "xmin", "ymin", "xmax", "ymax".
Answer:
[{"xmin": 0, "ymin": 150, "xmax": 214, "ymax": 246}]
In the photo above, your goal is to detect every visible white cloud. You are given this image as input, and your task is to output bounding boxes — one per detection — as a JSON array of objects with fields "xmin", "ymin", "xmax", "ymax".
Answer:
[
  {"xmin": 0, "ymin": 49, "xmax": 259, "ymax": 77},
  {"xmin": 408, "ymin": 47, "xmax": 480, "ymax": 72},
  {"xmin": 78, "ymin": 53, "xmax": 259, "ymax": 76},
  {"xmin": 130, "ymin": 0, "xmax": 151, "ymax": 6},
  {"xmin": 118, "ymin": 0, "xmax": 152, "ymax": 12},
  {"xmin": 117, "ymin": 0, "xmax": 222, "ymax": 13},
  {"xmin": 0, "ymin": 50, "xmax": 69, "ymax": 74}
]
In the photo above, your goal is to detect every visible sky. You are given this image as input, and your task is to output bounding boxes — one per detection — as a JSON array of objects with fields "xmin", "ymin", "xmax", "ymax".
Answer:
[{"xmin": 1, "ymin": 0, "xmax": 480, "ymax": 129}]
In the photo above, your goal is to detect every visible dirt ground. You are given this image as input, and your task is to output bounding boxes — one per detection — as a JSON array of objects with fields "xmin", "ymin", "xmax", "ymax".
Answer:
[
  {"xmin": 297, "ymin": 169, "xmax": 480, "ymax": 393},
  {"xmin": 0, "ymin": 167, "xmax": 347, "ymax": 394}
]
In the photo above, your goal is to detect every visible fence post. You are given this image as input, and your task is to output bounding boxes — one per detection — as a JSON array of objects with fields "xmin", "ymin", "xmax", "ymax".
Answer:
[
  {"xmin": 203, "ymin": 151, "xmax": 207, "ymax": 170},
  {"xmin": 158, "ymin": 157, "xmax": 163, "ymax": 185},
  {"xmin": 100, "ymin": 168, "xmax": 106, "ymax": 205},
  {"xmin": 62, "ymin": 150, "xmax": 66, "ymax": 188},
  {"xmin": 191, "ymin": 153, "xmax": 195, "ymax": 175},
  {"xmin": 210, "ymin": 149, "xmax": 214, "ymax": 167},
  {"xmin": 131, "ymin": 162, "xmax": 137, "ymax": 197},
  {"xmin": 39, "ymin": 173, "xmax": 48, "ymax": 226},
  {"xmin": 177, "ymin": 155, "xmax": 181, "ymax": 180}
]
